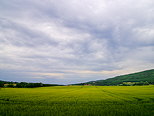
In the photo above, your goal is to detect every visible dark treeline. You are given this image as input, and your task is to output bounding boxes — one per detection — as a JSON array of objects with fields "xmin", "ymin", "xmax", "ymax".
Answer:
[
  {"xmin": 16, "ymin": 82, "xmax": 43, "ymax": 88},
  {"xmin": 0, "ymin": 80, "xmax": 62, "ymax": 88},
  {"xmin": 75, "ymin": 81, "xmax": 154, "ymax": 86}
]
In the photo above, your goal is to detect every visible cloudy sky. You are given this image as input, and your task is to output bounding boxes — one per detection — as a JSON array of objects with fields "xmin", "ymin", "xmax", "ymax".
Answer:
[{"xmin": 0, "ymin": 0, "xmax": 154, "ymax": 84}]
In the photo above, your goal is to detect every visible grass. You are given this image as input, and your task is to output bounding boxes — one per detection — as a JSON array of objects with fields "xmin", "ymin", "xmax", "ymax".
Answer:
[{"xmin": 0, "ymin": 85, "xmax": 154, "ymax": 116}]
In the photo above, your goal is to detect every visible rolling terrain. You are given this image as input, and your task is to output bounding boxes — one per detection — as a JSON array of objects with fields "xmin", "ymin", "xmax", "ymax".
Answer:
[
  {"xmin": 75, "ymin": 69, "xmax": 154, "ymax": 86},
  {"xmin": 0, "ymin": 69, "xmax": 154, "ymax": 116}
]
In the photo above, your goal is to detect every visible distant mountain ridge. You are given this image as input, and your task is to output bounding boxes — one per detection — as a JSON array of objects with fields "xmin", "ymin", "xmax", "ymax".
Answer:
[{"xmin": 74, "ymin": 69, "xmax": 154, "ymax": 86}]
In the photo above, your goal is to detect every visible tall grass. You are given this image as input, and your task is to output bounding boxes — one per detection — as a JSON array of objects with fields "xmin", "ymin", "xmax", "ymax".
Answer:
[{"xmin": 0, "ymin": 86, "xmax": 154, "ymax": 116}]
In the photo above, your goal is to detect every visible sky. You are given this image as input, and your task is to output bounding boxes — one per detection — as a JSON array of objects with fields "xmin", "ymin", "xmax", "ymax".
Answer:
[{"xmin": 0, "ymin": 0, "xmax": 154, "ymax": 84}]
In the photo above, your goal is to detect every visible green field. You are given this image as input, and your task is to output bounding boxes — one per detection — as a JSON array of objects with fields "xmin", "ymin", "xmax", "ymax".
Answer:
[{"xmin": 0, "ymin": 86, "xmax": 154, "ymax": 116}]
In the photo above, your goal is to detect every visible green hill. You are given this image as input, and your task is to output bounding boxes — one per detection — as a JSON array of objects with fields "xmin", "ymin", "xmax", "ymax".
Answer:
[{"xmin": 75, "ymin": 69, "xmax": 154, "ymax": 86}]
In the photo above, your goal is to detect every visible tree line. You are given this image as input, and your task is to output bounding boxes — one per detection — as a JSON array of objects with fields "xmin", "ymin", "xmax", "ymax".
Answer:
[{"xmin": 0, "ymin": 80, "xmax": 62, "ymax": 88}]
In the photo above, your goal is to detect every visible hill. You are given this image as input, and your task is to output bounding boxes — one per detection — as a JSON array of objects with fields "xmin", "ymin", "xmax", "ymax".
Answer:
[{"xmin": 75, "ymin": 69, "xmax": 154, "ymax": 86}]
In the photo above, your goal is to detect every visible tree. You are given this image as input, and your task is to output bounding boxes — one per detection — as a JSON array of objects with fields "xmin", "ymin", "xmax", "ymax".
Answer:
[
  {"xmin": 7, "ymin": 84, "xmax": 14, "ymax": 87},
  {"xmin": 0, "ymin": 83, "xmax": 4, "ymax": 87}
]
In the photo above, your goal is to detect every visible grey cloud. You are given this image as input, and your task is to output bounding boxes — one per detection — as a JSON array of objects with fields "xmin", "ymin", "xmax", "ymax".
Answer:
[
  {"xmin": 0, "ymin": 0, "xmax": 154, "ymax": 84},
  {"xmin": 0, "ymin": 18, "xmax": 57, "ymax": 47}
]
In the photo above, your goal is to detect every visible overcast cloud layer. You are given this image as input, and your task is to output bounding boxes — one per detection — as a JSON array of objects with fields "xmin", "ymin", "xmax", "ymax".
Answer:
[{"xmin": 0, "ymin": 0, "xmax": 154, "ymax": 84}]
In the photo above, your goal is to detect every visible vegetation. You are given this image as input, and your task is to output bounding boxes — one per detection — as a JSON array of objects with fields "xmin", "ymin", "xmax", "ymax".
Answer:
[
  {"xmin": 1, "ymin": 69, "xmax": 154, "ymax": 87},
  {"xmin": 120, "ymin": 81, "xmax": 150, "ymax": 86},
  {"xmin": 76, "ymin": 69, "xmax": 154, "ymax": 86},
  {"xmin": 0, "ymin": 69, "xmax": 153, "ymax": 115},
  {"xmin": 0, "ymin": 83, "xmax": 3, "ymax": 87},
  {"xmin": 0, "ymin": 86, "xmax": 154, "ymax": 116},
  {"xmin": 0, "ymin": 81, "xmax": 62, "ymax": 88}
]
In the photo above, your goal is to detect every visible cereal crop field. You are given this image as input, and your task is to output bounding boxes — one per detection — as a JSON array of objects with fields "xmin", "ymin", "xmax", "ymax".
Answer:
[{"xmin": 0, "ymin": 86, "xmax": 154, "ymax": 116}]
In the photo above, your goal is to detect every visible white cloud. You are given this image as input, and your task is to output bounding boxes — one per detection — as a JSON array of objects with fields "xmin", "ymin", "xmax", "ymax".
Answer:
[{"xmin": 133, "ymin": 27, "xmax": 154, "ymax": 44}]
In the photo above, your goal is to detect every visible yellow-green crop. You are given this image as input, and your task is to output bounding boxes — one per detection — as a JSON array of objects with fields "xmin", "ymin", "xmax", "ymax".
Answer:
[{"xmin": 0, "ymin": 85, "xmax": 154, "ymax": 116}]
